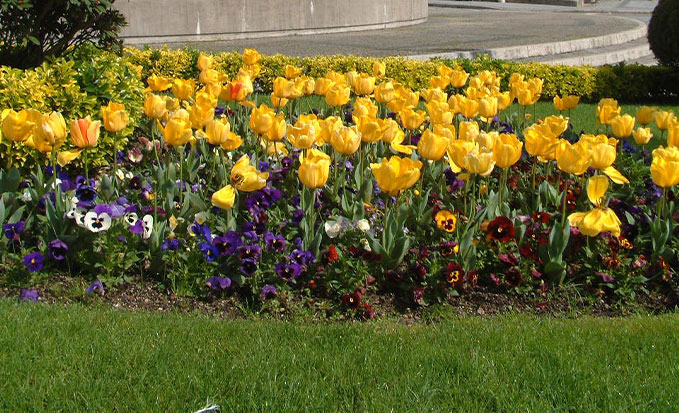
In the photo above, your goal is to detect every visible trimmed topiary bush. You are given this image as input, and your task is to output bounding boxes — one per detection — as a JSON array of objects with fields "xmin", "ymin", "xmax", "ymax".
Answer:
[{"xmin": 648, "ymin": 0, "xmax": 679, "ymax": 67}]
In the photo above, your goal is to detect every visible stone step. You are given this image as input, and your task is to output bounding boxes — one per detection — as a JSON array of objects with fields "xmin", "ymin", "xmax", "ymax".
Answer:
[{"xmin": 523, "ymin": 36, "xmax": 652, "ymax": 66}]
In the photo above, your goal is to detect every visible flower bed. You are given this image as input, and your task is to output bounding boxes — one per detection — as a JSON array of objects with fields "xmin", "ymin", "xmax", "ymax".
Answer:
[{"xmin": 1, "ymin": 49, "xmax": 678, "ymax": 317}]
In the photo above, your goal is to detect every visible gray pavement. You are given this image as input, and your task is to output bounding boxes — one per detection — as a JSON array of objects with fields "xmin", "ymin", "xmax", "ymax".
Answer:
[
  {"xmin": 172, "ymin": 7, "xmax": 640, "ymax": 57},
  {"xmin": 143, "ymin": 1, "xmax": 658, "ymax": 65}
]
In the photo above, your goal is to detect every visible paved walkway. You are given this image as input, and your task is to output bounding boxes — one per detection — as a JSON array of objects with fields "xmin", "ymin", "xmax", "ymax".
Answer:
[{"xmin": 153, "ymin": 1, "xmax": 657, "ymax": 64}]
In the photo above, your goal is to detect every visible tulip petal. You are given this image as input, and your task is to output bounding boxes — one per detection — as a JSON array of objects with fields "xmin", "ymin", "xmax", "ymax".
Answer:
[
  {"xmin": 587, "ymin": 176, "xmax": 609, "ymax": 206},
  {"xmin": 603, "ymin": 166, "xmax": 629, "ymax": 185},
  {"xmin": 57, "ymin": 149, "xmax": 83, "ymax": 166}
]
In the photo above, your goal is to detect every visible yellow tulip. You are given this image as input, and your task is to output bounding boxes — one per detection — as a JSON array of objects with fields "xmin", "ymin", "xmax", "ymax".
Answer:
[
  {"xmin": 287, "ymin": 123, "xmax": 317, "ymax": 150},
  {"xmin": 588, "ymin": 141, "xmax": 616, "ymax": 170},
  {"xmin": 285, "ymin": 65, "xmax": 303, "ymax": 79},
  {"xmin": 353, "ymin": 97, "xmax": 378, "ymax": 118},
  {"xmin": 197, "ymin": 54, "xmax": 214, "ymax": 71},
  {"xmin": 147, "ymin": 74, "xmax": 173, "ymax": 92},
  {"xmin": 34, "ymin": 112, "xmax": 67, "ymax": 152},
  {"xmin": 249, "ymin": 104, "xmax": 275, "ymax": 135},
  {"xmin": 553, "ymin": 95, "xmax": 579, "ymax": 111},
  {"xmin": 380, "ymin": 118, "xmax": 403, "ymax": 144},
  {"xmin": 596, "ymin": 98, "xmax": 620, "ymax": 127},
  {"xmin": 421, "ymin": 87, "xmax": 447, "ymax": 103},
  {"xmin": 541, "ymin": 115, "xmax": 569, "ymax": 138},
  {"xmin": 464, "ymin": 146, "xmax": 495, "ymax": 177},
  {"xmin": 353, "ymin": 73, "xmax": 376, "ymax": 96},
  {"xmin": 326, "ymin": 71, "xmax": 347, "ymax": 85},
  {"xmin": 160, "ymin": 111, "xmax": 193, "ymax": 147},
  {"xmin": 57, "ymin": 149, "xmax": 83, "ymax": 166},
  {"xmin": 2, "ymin": 109, "xmax": 38, "ymax": 142},
  {"xmin": 433, "ymin": 124, "xmax": 456, "ymax": 141},
  {"xmin": 70, "ymin": 117, "xmax": 100, "ymax": 148},
  {"xmin": 516, "ymin": 88, "xmax": 536, "ymax": 106},
  {"xmin": 331, "ymin": 125, "xmax": 361, "ymax": 155},
  {"xmin": 211, "ymin": 185, "xmax": 236, "ymax": 210},
  {"xmin": 231, "ymin": 155, "xmax": 269, "ymax": 192},
  {"xmin": 447, "ymin": 139, "xmax": 475, "ymax": 173},
  {"xmin": 317, "ymin": 116, "xmax": 342, "ymax": 144},
  {"xmin": 668, "ymin": 124, "xmax": 679, "ymax": 147},
  {"xmin": 198, "ymin": 118, "xmax": 230, "ymax": 146},
  {"xmin": 188, "ymin": 103, "xmax": 215, "ymax": 129},
  {"xmin": 298, "ymin": 148, "xmax": 331, "ymax": 189},
  {"xmin": 266, "ymin": 114, "xmax": 287, "ymax": 142},
  {"xmin": 650, "ymin": 146, "xmax": 679, "ymax": 188},
  {"xmin": 493, "ymin": 133, "xmax": 523, "ymax": 168},
  {"xmin": 389, "ymin": 129, "xmax": 415, "ymax": 155},
  {"xmin": 354, "ymin": 115, "xmax": 382, "ymax": 143},
  {"xmin": 417, "ymin": 129, "xmax": 449, "ymax": 161},
  {"xmin": 372, "ymin": 61, "xmax": 386, "ymax": 78},
  {"xmin": 655, "ymin": 110, "xmax": 677, "ymax": 131},
  {"xmin": 143, "ymin": 94, "xmax": 167, "ymax": 120},
  {"xmin": 221, "ymin": 132, "xmax": 243, "ymax": 151},
  {"xmin": 399, "ymin": 108, "xmax": 426, "ymax": 131},
  {"xmin": 523, "ymin": 124, "xmax": 558, "ymax": 160},
  {"xmin": 314, "ymin": 78, "xmax": 335, "ymax": 96},
  {"xmin": 429, "ymin": 76, "xmax": 450, "ymax": 90},
  {"xmin": 587, "ymin": 175, "xmax": 609, "ymax": 206},
  {"xmin": 527, "ymin": 78, "xmax": 544, "ymax": 97},
  {"xmin": 426, "ymin": 101, "xmax": 453, "ymax": 125},
  {"xmin": 632, "ymin": 127, "xmax": 652, "ymax": 145},
  {"xmin": 164, "ymin": 96, "xmax": 180, "ymax": 112},
  {"xmin": 458, "ymin": 121, "xmax": 479, "ymax": 142},
  {"xmin": 270, "ymin": 93, "xmax": 288, "ymax": 109},
  {"xmin": 295, "ymin": 76, "xmax": 315, "ymax": 96},
  {"xmin": 199, "ymin": 69, "xmax": 219, "ymax": 86},
  {"xmin": 370, "ymin": 156, "xmax": 422, "ymax": 196},
  {"xmin": 172, "ymin": 79, "xmax": 196, "ymax": 101},
  {"xmin": 474, "ymin": 131, "xmax": 497, "ymax": 152},
  {"xmin": 325, "ymin": 83, "xmax": 351, "ymax": 107},
  {"xmin": 457, "ymin": 97, "xmax": 479, "ymax": 118},
  {"xmin": 449, "ymin": 69, "xmax": 469, "ymax": 88},
  {"xmin": 568, "ymin": 208, "xmax": 621, "ymax": 238},
  {"xmin": 242, "ymin": 48, "xmax": 261, "ymax": 65},
  {"xmin": 437, "ymin": 64, "xmax": 454, "ymax": 78},
  {"xmin": 273, "ymin": 77, "xmax": 301, "ymax": 99},
  {"xmin": 374, "ymin": 81, "xmax": 395, "ymax": 104},
  {"xmin": 478, "ymin": 96, "xmax": 498, "ymax": 119},
  {"xmin": 496, "ymin": 91, "xmax": 513, "ymax": 111},
  {"xmin": 101, "ymin": 102, "xmax": 129, "ymax": 133},
  {"xmin": 610, "ymin": 114, "xmax": 635, "ymax": 138},
  {"xmin": 555, "ymin": 139, "xmax": 591, "ymax": 175},
  {"xmin": 636, "ymin": 106, "xmax": 656, "ymax": 126}
]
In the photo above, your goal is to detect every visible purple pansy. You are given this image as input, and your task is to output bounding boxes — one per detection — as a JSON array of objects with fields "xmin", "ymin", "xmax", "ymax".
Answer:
[
  {"xmin": 275, "ymin": 262, "xmax": 302, "ymax": 281},
  {"xmin": 85, "ymin": 280, "xmax": 105, "ymax": 295},
  {"xmin": 48, "ymin": 239, "xmax": 68, "ymax": 261},
  {"xmin": 23, "ymin": 252, "xmax": 44, "ymax": 273},
  {"xmin": 261, "ymin": 285, "xmax": 277, "ymax": 300},
  {"xmin": 19, "ymin": 288, "xmax": 39, "ymax": 302},
  {"xmin": 240, "ymin": 259, "xmax": 258, "ymax": 275},
  {"xmin": 206, "ymin": 276, "xmax": 232, "ymax": 290}
]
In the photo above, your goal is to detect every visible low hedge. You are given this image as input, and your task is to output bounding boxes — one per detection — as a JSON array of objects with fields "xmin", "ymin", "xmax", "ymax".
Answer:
[{"xmin": 124, "ymin": 47, "xmax": 679, "ymax": 103}]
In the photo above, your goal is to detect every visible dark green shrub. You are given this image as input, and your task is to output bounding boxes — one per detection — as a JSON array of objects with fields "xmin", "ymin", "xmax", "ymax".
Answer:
[
  {"xmin": 648, "ymin": 0, "xmax": 679, "ymax": 67},
  {"xmin": 0, "ymin": 0, "xmax": 126, "ymax": 69}
]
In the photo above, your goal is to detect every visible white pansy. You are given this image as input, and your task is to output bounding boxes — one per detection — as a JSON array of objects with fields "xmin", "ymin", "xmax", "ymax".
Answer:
[
  {"xmin": 356, "ymin": 219, "xmax": 370, "ymax": 233},
  {"xmin": 324, "ymin": 221, "xmax": 343, "ymax": 239},
  {"xmin": 22, "ymin": 189, "xmax": 32, "ymax": 203},
  {"xmin": 115, "ymin": 169, "xmax": 126, "ymax": 180},
  {"xmin": 84, "ymin": 211, "xmax": 112, "ymax": 233},
  {"xmin": 361, "ymin": 238, "xmax": 372, "ymax": 252},
  {"xmin": 142, "ymin": 215, "xmax": 154, "ymax": 240},
  {"xmin": 124, "ymin": 212, "xmax": 138, "ymax": 226},
  {"xmin": 194, "ymin": 212, "xmax": 208, "ymax": 225}
]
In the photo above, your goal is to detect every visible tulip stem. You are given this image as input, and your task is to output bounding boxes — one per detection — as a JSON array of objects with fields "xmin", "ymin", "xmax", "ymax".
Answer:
[
  {"xmin": 561, "ymin": 177, "xmax": 569, "ymax": 228},
  {"xmin": 498, "ymin": 167, "xmax": 508, "ymax": 211},
  {"xmin": 531, "ymin": 160, "xmax": 536, "ymax": 208},
  {"xmin": 83, "ymin": 149, "xmax": 89, "ymax": 183},
  {"xmin": 112, "ymin": 135, "xmax": 118, "ymax": 193}
]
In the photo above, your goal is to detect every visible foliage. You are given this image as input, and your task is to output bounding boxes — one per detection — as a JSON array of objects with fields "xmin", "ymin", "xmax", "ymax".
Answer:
[
  {"xmin": 648, "ymin": 0, "xmax": 679, "ymax": 67},
  {"xmin": 0, "ymin": 49, "xmax": 144, "ymax": 170},
  {"xmin": 0, "ymin": 0, "xmax": 126, "ymax": 69}
]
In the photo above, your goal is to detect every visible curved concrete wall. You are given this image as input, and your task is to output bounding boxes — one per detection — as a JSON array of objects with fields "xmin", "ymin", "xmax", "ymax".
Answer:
[{"xmin": 117, "ymin": 0, "xmax": 428, "ymax": 45}]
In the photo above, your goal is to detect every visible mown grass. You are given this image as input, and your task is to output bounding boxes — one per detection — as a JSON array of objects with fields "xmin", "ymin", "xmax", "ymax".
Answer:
[{"xmin": 1, "ymin": 300, "xmax": 678, "ymax": 412}]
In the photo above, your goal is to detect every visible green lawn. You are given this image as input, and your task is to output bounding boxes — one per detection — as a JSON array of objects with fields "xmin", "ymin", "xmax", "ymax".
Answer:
[{"xmin": 1, "ymin": 300, "xmax": 678, "ymax": 411}]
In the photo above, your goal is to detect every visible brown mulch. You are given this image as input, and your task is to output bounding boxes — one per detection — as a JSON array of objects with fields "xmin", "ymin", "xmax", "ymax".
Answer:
[{"xmin": 1, "ymin": 276, "xmax": 678, "ymax": 322}]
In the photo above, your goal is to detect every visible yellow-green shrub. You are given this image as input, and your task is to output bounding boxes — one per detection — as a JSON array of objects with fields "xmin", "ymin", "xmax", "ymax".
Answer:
[{"xmin": 0, "ymin": 50, "xmax": 144, "ymax": 170}]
